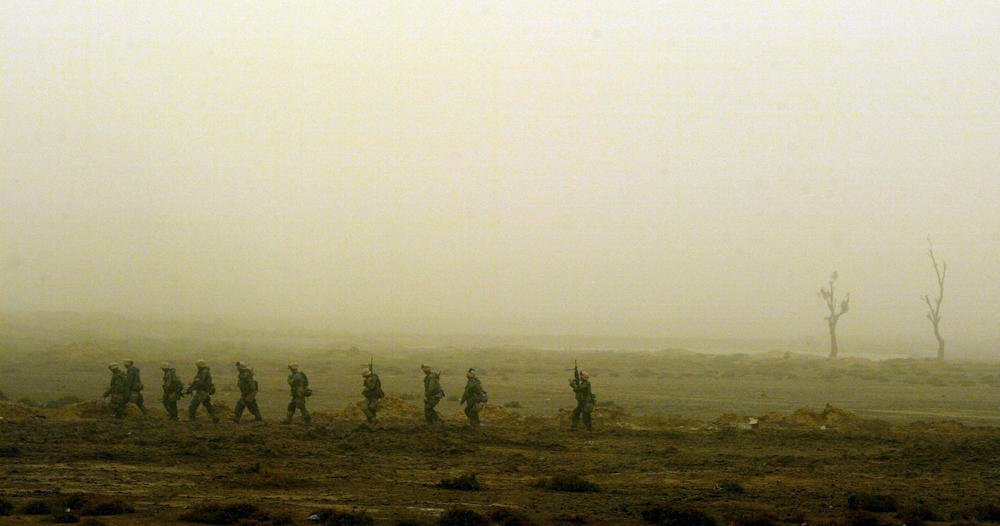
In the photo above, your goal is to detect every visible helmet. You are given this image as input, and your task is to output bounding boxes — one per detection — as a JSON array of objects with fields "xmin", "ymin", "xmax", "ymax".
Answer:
[
  {"xmin": 161, "ymin": 363, "xmax": 173, "ymax": 370},
  {"xmin": 579, "ymin": 371, "xmax": 589, "ymax": 380},
  {"xmin": 108, "ymin": 362, "xmax": 120, "ymax": 370},
  {"xmin": 195, "ymin": 360, "xmax": 206, "ymax": 368},
  {"xmin": 236, "ymin": 361, "xmax": 247, "ymax": 370},
  {"xmin": 123, "ymin": 359, "xmax": 134, "ymax": 367},
  {"xmin": 362, "ymin": 369, "xmax": 372, "ymax": 377},
  {"xmin": 466, "ymin": 368, "xmax": 476, "ymax": 378},
  {"xmin": 288, "ymin": 363, "xmax": 299, "ymax": 370}
]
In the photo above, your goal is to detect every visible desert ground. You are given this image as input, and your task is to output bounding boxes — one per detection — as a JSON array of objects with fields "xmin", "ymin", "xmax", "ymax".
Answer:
[{"xmin": 3, "ymin": 324, "xmax": 1000, "ymax": 525}]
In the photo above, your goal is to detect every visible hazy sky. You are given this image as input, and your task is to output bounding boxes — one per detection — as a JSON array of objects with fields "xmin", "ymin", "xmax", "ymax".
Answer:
[{"xmin": 2, "ymin": 2, "xmax": 999, "ymax": 350}]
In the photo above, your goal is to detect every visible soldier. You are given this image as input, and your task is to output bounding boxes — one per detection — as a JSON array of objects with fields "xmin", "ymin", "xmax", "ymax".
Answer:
[
  {"xmin": 161, "ymin": 364, "xmax": 184, "ymax": 421},
  {"xmin": 421, "ymin": 364, "xmax": 444, "ymax": 426},
  {"xmin": 361, "ymin": 368, "xmax": 385, "ymax": 426},
  {"xmin": 283, "ymin": 363, "xmax": 311, "ymax": 425},
  {"xmin": 460, "ymin": 368, "xmax": 488, "ymax": 429},
  {"xmin": 102, "ymin": 363, "xmax": 127, "ymax": 418},
  {"xmin": 233, "ymin": 361, "xmax": 263, "ymax": 422},
  {"xmin": 122, "ymin": 359, "xmax": 147, "ymax": 417},
  {"xmin": 185, "ymin": 360, "xmax": 219, "ymax": 422},
  {"xmin": 570, "ymin": 371, "xmax": 596, "ymax": 431}
]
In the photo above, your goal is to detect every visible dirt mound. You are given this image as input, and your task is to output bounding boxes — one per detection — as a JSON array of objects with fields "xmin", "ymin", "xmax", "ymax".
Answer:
[
  {"xmin": 449, "ymin": 404, "xmax": 526, "ymax": 425},
  {"xmin": 474, "ymin": 404, "xmax": 525, "ymax": 425},
  {"xmin": 788, "ymin": 404, "xmax": 858, "ymax": 427},
  {"xmin": 46, "ymin": 399, "xmax": 171, "ymax": 421},
  {"xmin": 556, "ymin": 405, "xmax": 631, "ymax": 427},
  {"xmin": 906, "ymin": 420, "xmax": 967, "ymax": 433},
  {"xmin": 321, "ymin": 395, "xmax": 425, "ymax": 424},
  {"xmin": 780, "ymin": 404, "xmax": 891, "ymax": 432},
  {"xmin": 0, "ymin": 401, "xmax": 43, "ymax": 421}
]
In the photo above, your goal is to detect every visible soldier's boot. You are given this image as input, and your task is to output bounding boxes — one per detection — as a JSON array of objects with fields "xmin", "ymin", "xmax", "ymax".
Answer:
[
  {"xmin": 303, "ymin": 412, "xmax": 311, "ymax": 426},
  {"xmin": 282, "ymin": 409, "xmax": 294, "ymax": 424}
]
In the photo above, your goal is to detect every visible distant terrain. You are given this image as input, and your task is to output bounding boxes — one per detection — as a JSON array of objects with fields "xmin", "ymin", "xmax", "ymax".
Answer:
[{"xmin": 2, "ymin": 313, "xmax": 1000, "ymax": 524}]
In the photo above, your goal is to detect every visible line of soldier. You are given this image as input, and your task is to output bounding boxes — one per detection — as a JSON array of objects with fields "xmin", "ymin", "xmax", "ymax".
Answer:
[{"xmin": 103, "ymin": 360, "xmax": 596, "ymax": 431}]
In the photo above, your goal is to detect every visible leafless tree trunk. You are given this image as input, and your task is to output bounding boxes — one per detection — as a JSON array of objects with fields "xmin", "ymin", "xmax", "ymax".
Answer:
[
  {"xmin": 819, "ymin": 271, "xmax": 850, "ymax": 359},
  {"xmin": 923, "ymin": 238, "xmax": 946, "ymax": 360}
]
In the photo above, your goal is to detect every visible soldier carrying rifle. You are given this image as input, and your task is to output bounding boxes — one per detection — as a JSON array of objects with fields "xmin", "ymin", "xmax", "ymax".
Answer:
[
  {"xmin": 421, "ymin": 364, "xmax": 445, "ymax": 426},
  {"xmin": 361, "ymin": 358, "xmax": 384, "ymax": 426},
  {"xmin": 102, "ymin": 363, "xmax": 127, "ymax": 419},
  {"xmin": 186, "ymin": 360, "xmax": 219, "ymax": 423},
  {"xmin": 284, "ymin": 363, "xmax": 311, "ymax": 425},
  {"xmin": 569, "ymin": 361, "xmax": 595, "ymax": 431},
  {"xmin": 233, "ymin": 361, "xmax": 263, "ymax": 423},
  {"xmin": 161, "ymin": 364, "xmax": 184, "ymax": 421}
]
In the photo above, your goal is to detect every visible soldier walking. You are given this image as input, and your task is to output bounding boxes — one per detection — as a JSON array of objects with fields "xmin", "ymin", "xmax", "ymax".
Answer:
[
  {"xmin": 102, "ymin": 363, "xmax": 127, "ymax": 419},
  {"xmin": 283, "ymin": 363, "xmax": 311, "ymax": 425},
  {"xmin": 460, "ymin": 368, "xmax": 488, "ymax": 429},
  {"xmin": 570, "ymin": 370, "xmax": 596, "ymax": 431},
  {"xmin": 161, "ymin": 364, "xmax": 184, "ymax": 421},
  {"xmin": 233, "ymin": 361, "xmax": 263, "ymax": 422},
  {"xmin": 122, "ymin": 359, "xmax": 147, "ymax": 417},
  {"xmin": 421, "ymin": 364, "xmax": 444, "ymax": 426},
  {"xmin": 185, "ymin": 360, "xmax": 219, "ymax": 422},
  {"xmin": 361, "ymin": 368, "xmax": 385, "ymax": 426}
]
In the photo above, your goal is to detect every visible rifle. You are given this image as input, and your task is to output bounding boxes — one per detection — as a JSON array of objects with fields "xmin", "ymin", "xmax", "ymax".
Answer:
[
  {"xmin": 566, "ymin": 360, "xmax": 580, "ymax": 384},
  {"xmin": 361, "ymin": 356, "xmax": 374, "ymax": 374}
]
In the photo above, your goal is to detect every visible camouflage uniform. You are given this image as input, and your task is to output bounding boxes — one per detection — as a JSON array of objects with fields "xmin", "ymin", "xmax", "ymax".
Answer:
[
  {"xmin": 284, "ymin": 368, "xmax": 311, "ymax": 425},
  {"xmin": 186, "ymin": 363, "xmax": 219, "ymax": 422},
  {"xmin": 102, "ymin": 365, "xmax": 127, "ymax": 418},
  {"xmin": 123, "ymin": 361, "xmax": 147, "ymax": 417},
  {"xmin": 570, "ymin": 376, "xmax": 596, "ymax": 431},
  {"xmin": 233, "ymin": 364, "xmax": 263, "ymax": 422},
  {"xmin": 422, "ymin": 367, "xmax": 445, "ymax": 425},
  {"xmin": 460, "ymin": 373, "xmax": 487, "ymax": 428},
  {"xmin": 161, "ymin": 366, "xmax": 184, "ymax": 420},
  {"xmin": 361, "ymin": 371, "xmax": 385, "ymax": 425}
]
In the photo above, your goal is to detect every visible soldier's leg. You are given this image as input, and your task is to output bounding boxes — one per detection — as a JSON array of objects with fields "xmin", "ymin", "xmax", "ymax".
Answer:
[
  {"xmin": 470, "ymin": 405, "xmax": 481, "ymax": 428},
  {"xmin": 248, "ymin": 399, "xmax": 263, "ymax": 421},
  {"xmin": 111, "ymin": 395, "xmax": 125, "ymax": 419},
  {"xmin": 299, "ymin": 399, "xmax": 311, "ymax": 425},
  {"xmin": 135, "ymin": 392, "xmax": 147, "ymax": 416},
  {"xmin": 188, "ymin": 396, "xmax": 200, "ymax": 420},
  {"xmin": 234, "ymin": 398, "xmax": 246, "ymax": 422},
  {"xmin": 424, "ymin": 402, "xmax": 435, "ymax": 424},
  {"xmin": 426, "ymin": 398, "xmax": 441, "ymax": 424},
  {"xmin": 571, "ymin": 403, "xmax": 583, "ymax": 429},
  {"xmin": 582, "ymin": 409, "xmax": 592, "ymax": 431},
  {"xmin": 166, "ymin": 397, "xmax": 178, "ymax": 420},
  {"xmin": 204, "ymin": 397, "xmax": 219, "ymax": 422}
]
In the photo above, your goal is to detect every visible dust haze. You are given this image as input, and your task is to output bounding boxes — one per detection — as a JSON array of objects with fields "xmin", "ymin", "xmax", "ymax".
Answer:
[{"xmin": 2, "ymin": 2, "xmax": 999, "ymax": 357}]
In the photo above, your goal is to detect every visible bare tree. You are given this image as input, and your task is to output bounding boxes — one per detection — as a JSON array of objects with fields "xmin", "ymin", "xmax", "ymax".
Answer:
[
  {"xmin": 922, "ymin": 238, "xmax": 947, "ymax": 360},
  {"xmin": 819, "ymin": 271, "xmax": 850, "ymax": 359}
]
